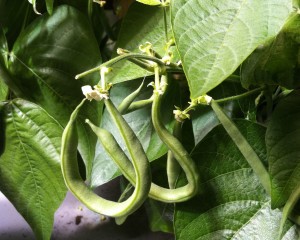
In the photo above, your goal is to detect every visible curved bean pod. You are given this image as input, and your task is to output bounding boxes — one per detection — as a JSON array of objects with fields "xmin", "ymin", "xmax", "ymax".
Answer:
[
  {"xmin": 167, "ymin": 120, "xmax": 182, "ymax": 189},
  {"xmin": 61, "ymin": 99, "xmax": 151, "ymax": 218},
  {"xmin": 88, "ymin": 119, "xmax": 199, "ymax": 202},
  {"xmin": 88, "ymin": 77, "xmax": 200, "ymax": 202},
  {"xmin": 151, "ymin": 76, "xmax": 200, "ymax": 201}
]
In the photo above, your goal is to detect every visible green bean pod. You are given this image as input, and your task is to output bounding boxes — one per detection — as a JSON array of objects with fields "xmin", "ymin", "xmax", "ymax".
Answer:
[
  {"xmin": 151, "ymin": 77, "xmax": 200, "ymax": 201},
  {"xmin": 167, "ymin": 120, "xmax": 182, "ymax": 189},
  {"xmin": 61, "ymin": 98, "xmax": 151, "ymax": 218},
  {"xmin": 125, "ymin": 98, "xmax": 153, "ymax": 114},
  {"xmin": 88, "ymin": 95, "xmax": 200, "ymax": 202},
  {"xmin": 210, "ymin": 100, "xmax": 271, "ymax": 195},
  {"xmin": 117, "ymin": 80, "xmax": 145, "ymax": 114}
]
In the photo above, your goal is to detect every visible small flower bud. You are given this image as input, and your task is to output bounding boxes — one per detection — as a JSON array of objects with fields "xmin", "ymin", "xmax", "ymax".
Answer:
[{"xmin": 197, "ymin": 95, "xmax": 212, "ymax": 105}]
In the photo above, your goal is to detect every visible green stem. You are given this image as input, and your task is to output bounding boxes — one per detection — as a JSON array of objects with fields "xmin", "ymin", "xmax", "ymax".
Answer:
[
  {"xmin": 75, "ymin": 53, "xmax": 166, "ymax": 79},
  {"xmin": 127, "ymin": 58, "xmax": 154, "ymax": 72},
  {"xmin": 21, "ymin": 3, "xmax": 30, "ymax": 33},
  {"xmin": 214, "ymin": 87, "xmax": 264, "ymax": 103}
]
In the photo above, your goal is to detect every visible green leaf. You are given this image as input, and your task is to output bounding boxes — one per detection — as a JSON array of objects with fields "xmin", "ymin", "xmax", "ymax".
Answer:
[
  {"xmin": 266, "ymin": 90, "xmax": 300, "ymax": 208},
  {"xmin": 108, "ymin": 2, "xmax": 179, "ymax": 84},
  {"xmin": 0, "ymin": 75, "xmax": 8, "ymax": 101},
  {"xmin": 0, "ymin": 0, "xmax": 34, "ymax": 45},
  {"xmin": 171, "ymin": 0, "xmax": 292, "ymax": 99},
  {"xmin": 8, "ymin": 5, "xmax": 102, "ymax": 180},
  {"xmin": 0, "ymin": 99, "xmax": 67, "ymax": 240},
  {"xmin": 175, "ymin": 120, "xmax": 298, "ymax": 239},
  {"xmin": 242, "ymin": 13, "xmax": 300, "ymax": 90},
  {"xmin": 90, "ymin": 78, "xmax": 179, "ymax": 187},
  {"xmin": 0, "ymin": 28, "xmax": 8, "ymax": 66},
  {"xmin": 145, "ymin": 199, "xmax": 174, "ymax": 233},
  {"xmin": 0, "ymin": 29, "xmax": 8, "ymax": 100}
]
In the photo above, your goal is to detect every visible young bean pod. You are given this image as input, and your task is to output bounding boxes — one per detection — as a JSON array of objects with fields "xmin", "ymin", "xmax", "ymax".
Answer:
[
  {"xmin": 117, "ymin": 80, "xmax": 145, "ymax": 114},
  {"xmin": 61, "ymin": 99, "xmax": 151, "ymax": 218}
]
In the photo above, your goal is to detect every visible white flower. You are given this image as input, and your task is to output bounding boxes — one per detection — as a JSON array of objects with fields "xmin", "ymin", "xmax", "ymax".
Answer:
[{"xmin": 81, "ymin": 85, "xmax": 109, "ymax": 101}]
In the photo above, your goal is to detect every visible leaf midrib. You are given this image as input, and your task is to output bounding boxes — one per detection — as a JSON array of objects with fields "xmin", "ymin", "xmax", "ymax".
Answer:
[{"xmin": 10, "ymin": 103, "xmax": 45, "ymax": 237}]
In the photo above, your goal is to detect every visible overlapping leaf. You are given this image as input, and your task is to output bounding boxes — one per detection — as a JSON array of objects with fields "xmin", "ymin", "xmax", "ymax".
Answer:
[
  {"xmin": 108, "ymin": 2, "xmax": 179, "ymax": 84},
  {"xmin": 7, "ymin": 5, "xmax": 102, "ymax": 180},
  {"xmin": 175, "ymin": 120, "xmax": 298, "ymax": 239},
  {"xmin": 242, "ymin": 13, "xmax": 300, "ymax": 90},
  {"xmin": 266, "ymin": 90, "xmax": 300, "ymax": 208},
  {"xmin": 171, "ymin": 0, "xmax": 292, "ymax": 99},
  {"xmin": 0, "ymin": 99, "xmax": 67, "ymax": 240}
]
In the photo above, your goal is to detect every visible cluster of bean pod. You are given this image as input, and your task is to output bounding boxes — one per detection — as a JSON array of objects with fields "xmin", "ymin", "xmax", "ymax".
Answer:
[
  {"xmin": 60, "ymin": 65, "xmax": 202, "ymax": 222},
  {"xmin": 60, "ymin": 50, "xmax": 270, "ymax": 224}
]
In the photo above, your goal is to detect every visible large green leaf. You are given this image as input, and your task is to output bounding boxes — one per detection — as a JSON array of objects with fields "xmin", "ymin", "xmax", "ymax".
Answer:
[
  {"xmin": 108, "ymin": 2, "xmax": 179, "ymax": 84},
  {"xmin": 0, "ymin": 99, "xmax": 67, "ymax": 240},
  {"xmin": 175, "ymin": 120, "xmax": 298, "ymax": 239},
  {"xmin": 171, "ymin": 0, "xmax": 292, "ymax": 99},
  {"xmin": 7, "ymin": 5, "xmax": 102, "ymax": 180},
  {"xmin": 266, "ymin": 90, "xmax": 300, "ymax": 208},
  {"xmin": 241, "ymin": 13, "xmax": 300, "ymax": 90},
  {"xmin": 90, "ymin": 78, "xmax": 179, "ymax": 187}
]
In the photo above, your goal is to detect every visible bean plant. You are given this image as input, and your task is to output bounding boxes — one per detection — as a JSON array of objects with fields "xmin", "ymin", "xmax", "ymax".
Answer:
[{"xmin": 0, "ymin": 0, "xmax": 300, "ymax": 239}]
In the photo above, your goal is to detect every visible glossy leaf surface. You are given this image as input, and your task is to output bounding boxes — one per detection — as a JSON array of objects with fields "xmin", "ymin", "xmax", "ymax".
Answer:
[
  {"xmin": 242, "ymin": 13, "xmax": 300, "ymax": 90},
  {"xmin": 8, "ymin": 5, "xmax": 102, "ymax": 179},
  {"xmin": 0, "ymin": 99, "xmax": 67, "ymax": 240},
  {"xmin": 171, "ymin": 0, "xmax": 292, "ymax": 99},
  {"xmin": 175, "ymin": 120, "xmax": 297, "ymax": 239}
]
